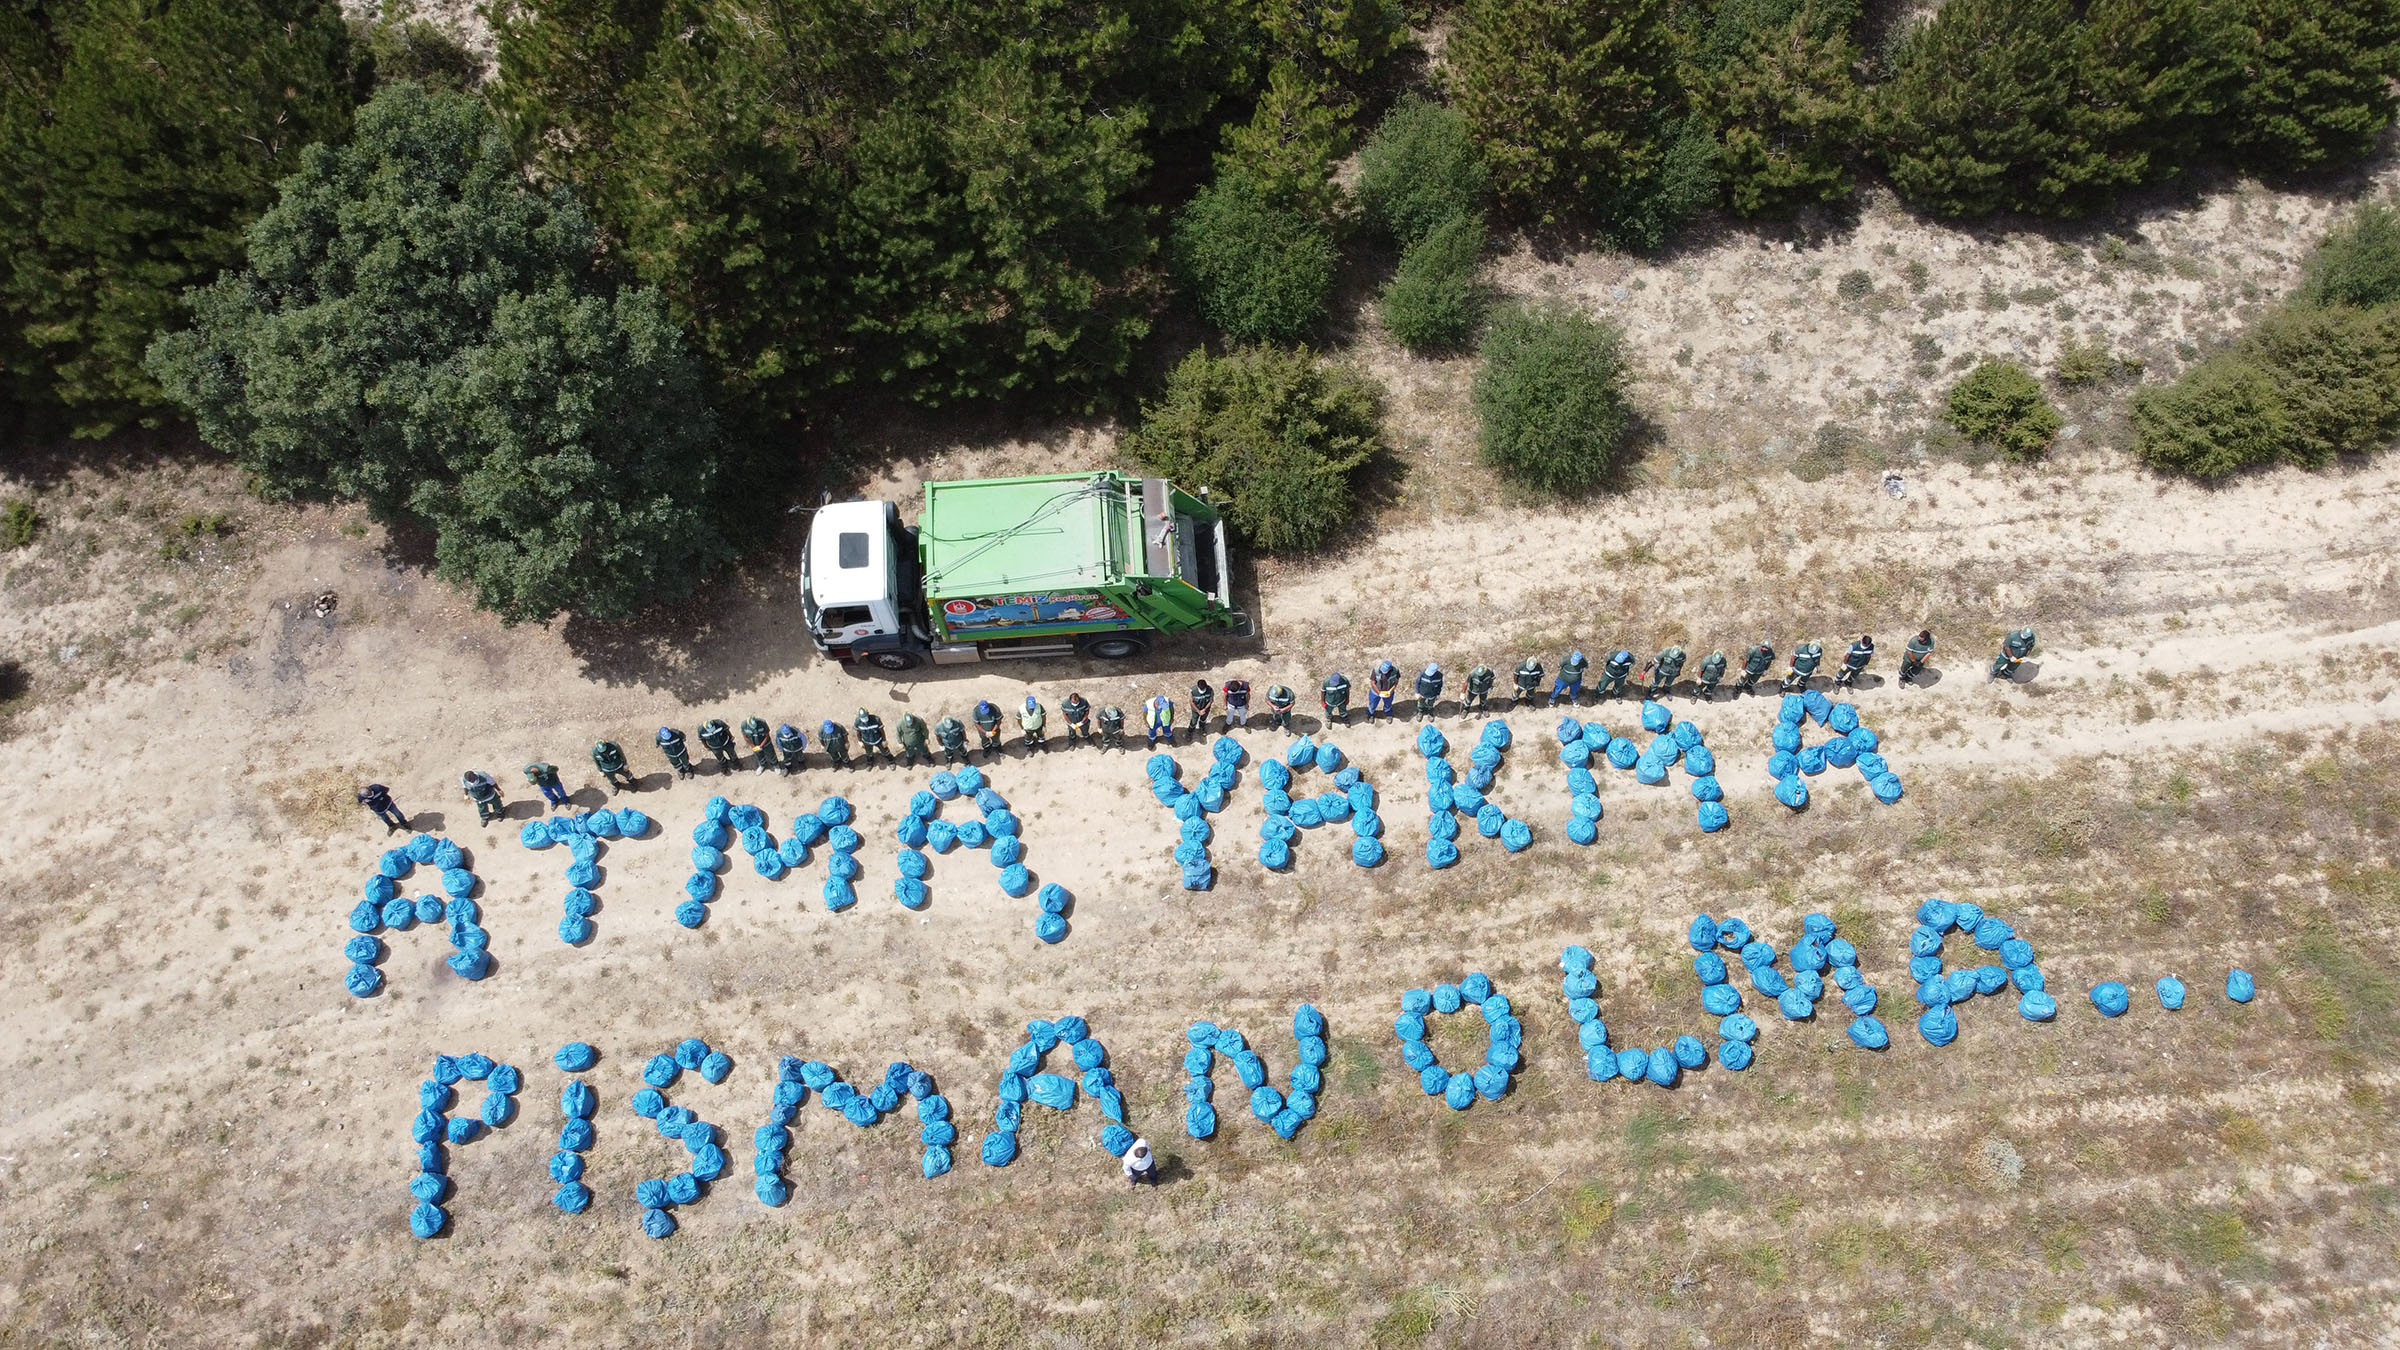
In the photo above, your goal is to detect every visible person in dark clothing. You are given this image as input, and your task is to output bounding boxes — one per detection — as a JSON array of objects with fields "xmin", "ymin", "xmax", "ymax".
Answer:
[
  {"xmin": 697, "ymin": 719, "xmax": 738, "ymax": 771},
  {"xmin": 656, "ymin": 727, "xmax": 695, "ymax": 778},
  {"xmin": 1413, "ymin": 663, "xmax": 1443, "ymax": 719},
  {"xmin": 1265, "ymin": 683, "xmax": 1296, "ymax": 730},
  {"xmin": 819, "ymin": 719, "xmax": 851, "ymax": 768},
  {"xmin": 592, "ymin": 739, "xmax": 637, "ymax": 790},
  {"xmin": 357, "ymin": 783, "xmax": 408, "ymax": 832},
  {"xmin": 524, "ymin": 761, "xmax": 570, "ymax": 808},
  {"xmin": 855, "ymin": 709, "xmax": 893, "ymax": 763}
]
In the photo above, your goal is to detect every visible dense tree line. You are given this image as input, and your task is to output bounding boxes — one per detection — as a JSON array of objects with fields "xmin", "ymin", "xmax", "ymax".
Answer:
[{"xmin": 0, "ymin": 0, "xmax": 2388, "ymax": 617}]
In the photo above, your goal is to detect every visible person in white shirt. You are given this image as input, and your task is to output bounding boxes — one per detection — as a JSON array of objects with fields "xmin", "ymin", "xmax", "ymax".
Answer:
[{"xmin": 1122, "ymin": 1138, "xmax": 1158, "ymax": 1186}]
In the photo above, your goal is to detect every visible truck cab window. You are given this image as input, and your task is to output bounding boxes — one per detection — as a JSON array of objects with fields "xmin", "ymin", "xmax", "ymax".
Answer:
[
  {"xmin": 837, "ymin": 532, "xmax": 870, "ymax": 568},
  {"xmin": 821, "ymin": 605, "xmax": 871, "ymax": 629}
]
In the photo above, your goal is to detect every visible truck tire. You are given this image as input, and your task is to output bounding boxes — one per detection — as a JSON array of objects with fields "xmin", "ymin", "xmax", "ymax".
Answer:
[
  {"xmin": 864, "ymin": 649, "xmax": 924, "ymax": 672},
  {"xmin": 1079, "ymin": 634, "xmax": 1150, "ymax": 661}
]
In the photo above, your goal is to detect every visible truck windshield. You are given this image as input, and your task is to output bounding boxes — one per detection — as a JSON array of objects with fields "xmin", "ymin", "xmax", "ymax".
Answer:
[{"xmin": 837, "ymin": 532, "xmax": 870, "ymax": 568}]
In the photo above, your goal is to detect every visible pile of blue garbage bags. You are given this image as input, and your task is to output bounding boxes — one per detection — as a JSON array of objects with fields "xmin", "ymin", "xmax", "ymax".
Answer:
[
  {"xmin": 1392, "ymin": 973, "xmax": 1520, "ymax": 1109},
  {"xmin": 350, "ymin": 834, "xmax": 484, "ymax": 995},
  {"xmin": 979, "ymin": 1017, "xmax": 1132, "ymax": 1167},
  {"xmin": 521, "ymin": 806, "xmax": 652, "ymax": 944},
  {"xmin": 1181, "ymin": 1004, "xmax": 1327, "ymax": 1140},
  {"xmin": 406, "ymin": 1052, "xmax": 521, "ymax": 1237},
  {"xmin": 1419, "ymin": 720, "xmax": 1530, "ymax": 867}
]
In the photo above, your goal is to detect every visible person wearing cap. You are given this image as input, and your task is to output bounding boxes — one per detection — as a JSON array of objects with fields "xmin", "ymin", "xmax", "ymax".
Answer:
[
  {"xmin": 1320, "ymin": 672, "xmax": 1350, "ymax": 724},
  {"xmin": 1735, "ymin": 640, "xmax": 1775, "ymax": 696},
  {"xmin": 356, "ymin": 783, "xmax": 408, "ymax": 832},
  {"xmin": 818, "ymin": 718, "xmax": 851, "ymax": 768},
  {"xmin": 936, "ymin": 713, "xmax": 969, "ymax": 765},
  {"xmin": 773, "ymin": 722, "xmax": 806, "ymax": 773},
  {"xmin": 1463, "ymin": 664, "xmax": 1494, "ymax": 714},
  {"xmin": 1097, "ymin": 704, "xmax": 1127, "ymax": 750},
  {"xmin": 1122, "ymin": 1137, "xmax": 1158, "ymax": 1186},
  {"xmin": 972, "ymin": 699, "xmax": 1003, "ymax": 759},
  {"xmin": 895, "ymin": 711, "xmax": 930, "ymax": 767},
  {"xmin": 854, "ymin": 709, "xmax": 892, "ymax": 763},
  {"xmin": 1366, "ymin": 660, "xmax": 1400, "ymax": 719},
  {"xmin": 524, "ymin": 760, "xmax": 570, "ymax": 808},
  {"xmin": 739, "ymin": 716, "xmax": 778, "ymax": 774},
  {"xmin": 1144, "ymin": 693, "xmax": 1174, "ymax": 748},
  {"xmin": 1644, "ymin": 646, "xmax": 1685, "ymax": 700},
  {"xmin": 1265, "ymin": 682, "xmax": 1296, "ymax": 730},
  {"xmin": 1594, "ymin": 649, "xmax": 1636, "ymax": 699},
  {"xmin": 657, "ymin": 726, "xmax": 696, "ymax": 778},
  {"xmin": 1060, "ymin": 692, "xmax": 1092, "ymax": 746},
  {"xmin": 1549, "ymin": 650, "xmax": 1587, "ymax": 705},
  {"xmin": 1694, "ymin": 650, "xmax": 1728, "ymax": 699},
  {"xmin": 1018, "ymin": 695, "xmax": 1048, "ymax": 751},
  {"xmin": 1413, "ymin": 662, "xmax": 1444, "ymax": 719},
  {"xmin": 1514, "ymin": 656, "xmax": 1544, "ymax": 707},
  {"xmin": 593, "ymin": 738, "xmax": 638, "ymax": 790}
]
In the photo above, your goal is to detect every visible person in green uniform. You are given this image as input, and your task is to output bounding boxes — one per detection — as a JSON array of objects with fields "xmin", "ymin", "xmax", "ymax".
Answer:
[
  {"xmin": 972, "ymin": 700, "xmax": 1003, "ymax": 759},
  {"xmin": 774, "ymin": 722, "xmax": 806, "ymax": 773},
  {"xmin": 1899, "ymin": 629, "xmax": 1935, "ymax": 685},
  {"xmin": 461, "ymin": 769, "xmax": 504, "ymax": 825},
  {"xmin": 656, "ymin": 727, "xmax": 695, "ymax": 778},
  {"xmin": 1694, "ymin": 650, "xmax": 1728, "ymax": 699},
  {"xmin": 697, "ymin": 718, "xmax": 738, "ymax": 771},
  {"xmin": 1265, "ymin": 683, "xmax": 1296, "ymax": 730},
  {"xmin": 739, "ymin": 717, "xmax": 777, "ymax": 774},
  {"xmin": 1186, "ymin": 681, "xmax": 1213, "ymax": 736},
  {"xmin": 1991, "ymin": 627, "xmax": 2036, "ymax": 680},
  {"xmin": 1594, "ymin": 649, "xmax": 1636, "ymax": 699},
  {"xmin": 593, "ymin": 739, "xmax": 637, "ymax": 791},
  {"xmin": 1514, "ymin": 657, "xmax": 1544, "ymax": 707},
  {"xmin": 1835, "ymin": 635, "xmax": 1874, "ymax": 689},
  {"xmin": 936, "ymin": 714, "xmax": 969, "ymax": 765},
  {"xmin": 1060, "ymin": 693, "xmax": 1092, "ymax": 746},
  {"xmin": 524, "ymin": 761, "xmax": 569, "ymax": 808},
  {"xmin": 896, "ymin": 711, "xmax": 930, "ymax": 767},
  {"xmin": 1734, "ymin": 641, "xmax": 1775, "ymax": 696},
  {"xmin": 1019, "ymin": 696, "xmax": 1048, "ymax": 751},
  {"xmin": 855, "ymin": 709, "xmax": 892, "ymax": 763},
  {"xmin": 1645, "ymin": 646, "xmax": 1686, "ymax": 700},
  {"xmin": 1413, "ymin": 663, "xmax": 1444, "ymax": 719},
  {"xmin": 1781, "ymin": 641, "xmax": 1823, "ymax": 694},
  {"xmin": 1464, "ymin": 664, "xmax": 1494, "ymax": 714},
  {"xmin": 1097, "ymin": 704, "xmax": 1127, "ymax": 750},
  {"xmin": 1320, "ymin": 672, "xmax": 1351, "ymax": 724},
  {"xmin": 818, "ymin": 718, "xmax": 851, "ymax": 769}
]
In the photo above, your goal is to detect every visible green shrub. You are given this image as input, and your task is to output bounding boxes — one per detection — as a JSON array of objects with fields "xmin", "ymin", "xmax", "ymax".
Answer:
[
  {"xmin": 1356, "ymin": 96, "xmax": 1488, "ymax": 247},
  {"xmin": 1121, "ymin": 345, "xmax": 1383, "ymax": 553},
  {"xmin": 1945, "ymin": 359, "xmax": 2062, "ymax": 460},
  {"xmin": 2053, "ymin": 338, "xmax": 2120, "ymax": 386},
  {"xmin": 2300, "ymin": 201, "xmax": 2400, "ymax": 310},
  {"xmin": 1379, "ymin": 213, "xmax": 1487, "ymax": 351},
  {"xmin": 1171, "ymin": 175, "xmax": 1337, "ymax": 343},
  {"xmin": 2243, "ymin": 304, "xmax": 2400, "ymax": 464},
  {"xmin": 0, "ymin": 498, "xmax": 36, "ymax": 549},
  {"xmin": 1472, "ymin": 303, "xmax": 1633, "ymax": 494},
  {"xmin": 2131, "ymin": 355, "xmax": 2291, "ymax": 478}
]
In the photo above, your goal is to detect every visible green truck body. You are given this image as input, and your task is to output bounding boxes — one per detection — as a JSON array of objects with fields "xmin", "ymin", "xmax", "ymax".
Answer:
[{"xmin": 802, "ymin": 470, "xmax": 1246, "ymax": 669}]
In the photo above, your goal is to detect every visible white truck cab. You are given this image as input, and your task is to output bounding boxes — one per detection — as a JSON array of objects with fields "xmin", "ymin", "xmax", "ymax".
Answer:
[{"xmin": 800, "ymin": 500, "xmax": 921, "ymax": 666}]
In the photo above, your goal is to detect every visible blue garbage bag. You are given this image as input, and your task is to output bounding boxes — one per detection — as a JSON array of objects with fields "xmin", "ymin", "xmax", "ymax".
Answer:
[
  {"xmin": 1645, "ymin": 1049, "xmax": 1679, "ymax": 1088},
  {"xmin": 1777, "ymin": 989, "xmax": 1814, "ymax": 1020},
  {"xmin": 2019, "ymin": 991, "xmax": 2058, "ymax": 1020},
  {"xmin": 1772, "ymin": 722, "xmax": 1802, "ymax": 754},
  {"xmin": 2227, "ymin": 969, "xmax": 2254, "ymax": 1002},
  {"xmin": 1917, "ymin": 1005, "xmax": 1958, "ymax": 1046},
  {"xmin": 1026, "ymin": 1073, "xmax": 1075, "ymax": 1111},
  {"xmin": 1823, "ymin": 738, "xmax": 1858, "ymax": 769},
  {"xmin": 1848, "ymin": 727, "xmax": 1879, "ymax": 752},
  {"xmin": 1672, "ymin": 1034, "xmax": 1707, "ymax": 1068},
  {"xmin": 1766, "ymin": 750, "xmax": 1797, "ymax": 779},
  {"xmin": 1415, "ymin": 725, "xmax": 1447, "ymax": 758},
  {"xmin": 2090, "ymin": 982, "xmax": 2130, "ymax": 1017},
  {"xmin": 1777, "ymin": 694, "xmax": 1805, "ymax": 724},
  {"xmin": 2155, "ymin": 976, "xmax": 2186, "ymax": 1010},
  {"xmin": 1689, "ymin": 775, "xmax": 1723, "ymax": 803},
  {"xmin": 2000, "ymin": 938, "xmax": 2035, "ymax": 969},
  {"xmin": 1848, "ymin": 1016, "xmax": 1890, "ymax": 1050},
  {"xmin": 1440, "ymin": 1073, "xmax": 1475, "ymax": 1110},
  {"xmin": 1696, "ymin": 801, "xmax": 1728, "ymax": 831},
  {"xmin": 1870, "ymin": 774, "xmax": 1904, "ymax": 804},
  {"xmin": 1604, "ymin": 737, "xmax": 1638, "ymax": 770},
  {"xmin": 1314, "ymin": 744, "xmax": 1342, "ymax": 772},
  {"xmin": 1353, "ymin": 837, "xmax": 1384, "ymax": 866},
  {"xmin": 1945, "ymin": 969, "xmax": 1978, "ymax": 1004},
  {"xmin": 1499, "ymin": 818, "xmax": 1533, "ymax": 851},
  {"xmin": 1841, "ymin": 984, "xmax": 1878, "ymax": 1016},
  {"xmin": 2011, "ymin": 967, "xmax": 2045, "ymax": 994}
]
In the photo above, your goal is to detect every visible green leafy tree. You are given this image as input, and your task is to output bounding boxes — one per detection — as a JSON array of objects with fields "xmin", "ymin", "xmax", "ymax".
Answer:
[
  {"xmin": 1379, "ymin": 212, "xmax": 1487, "ymax": 350},
  {"xmin": 1688, "ymin": 0, "xmax": 1864, "ymax": 216},
  {"xmin": 146, "ymin": 84, "xmax": 730, "ymax": 623},
  {"xmin": 2130, "ymin": 355, "xmax": 2291, "ymax": 478},
  {"xmin": 1356, "ymin": 95, "xmax": 1489, "ymax": 247},
  {"xmin": 2224, "ymin": 0, "xmax": 2400, "ymax": 175},
  {"xmin": 2300, "ymin": 202, "xmax": 2400, "ymax": 309},
  {"xmin": 1171, "ymin": 175, "xmax": 1336, "ymax": 342},
  {"xmin": 1472, "ymin": 302, "xmax": 1633, "ymax": 493},
  {"xmin": 1122, "ymin": 345, "xmax": 1384, "ymax": 553},
  {"xmin": 1255, "ymin": 0, "xmax": 1408, "ymax": 118},
  {"xmin": 1945, "ymin": 359, "xmax": 2062, "ymax": 460},
  {"xmin": 0, "ymin": 0, "xmax": 358, "ymax": 432},
  {"xmin": 1448, "ymin": 0, "xmax": 1709, "ymax": 243}
]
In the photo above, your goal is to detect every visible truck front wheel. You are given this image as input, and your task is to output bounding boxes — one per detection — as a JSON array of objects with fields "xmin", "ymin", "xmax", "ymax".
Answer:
[
  {"xmin": 1079, "ymin": 634, "xmax": 1150, "ymax": 661},
  {"xmin": 865, "ymin": 649, "xmax": 924, "ymax": 672}
]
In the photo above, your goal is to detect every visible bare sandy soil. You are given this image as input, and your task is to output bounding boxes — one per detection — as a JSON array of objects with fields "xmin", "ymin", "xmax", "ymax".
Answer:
[{"xmin": 3, "ymin": 121, "xmax": 2399, "ymax": 1346}]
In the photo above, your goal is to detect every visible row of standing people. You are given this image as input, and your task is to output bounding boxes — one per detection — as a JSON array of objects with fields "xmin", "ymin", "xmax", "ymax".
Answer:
[{"xmin": 354, "ymin": 629, "xmax": 2035, "ymax": 833}]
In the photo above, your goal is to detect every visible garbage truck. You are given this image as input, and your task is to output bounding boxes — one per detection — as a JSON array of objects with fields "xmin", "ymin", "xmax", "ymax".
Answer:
[{"xmin": 802, "ymin": 471, "xmax": 1249, "ymax": 670}]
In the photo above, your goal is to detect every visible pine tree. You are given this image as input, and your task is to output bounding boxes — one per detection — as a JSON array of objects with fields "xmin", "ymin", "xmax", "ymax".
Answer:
[
  {"xmin": 1688, "ymin": 0, "xmax": 1863, "ymax": 216},
  {"xmin": 2223, "ymin": 0, "xmax": 2400, "ymax": 174},
  {"xmin": 1447, "ymin": 0, "xmax": 1699, "ymax": 238},
  {"xmin": 2, "ymin": 0, "xmax": 358, "ymax": 432}
]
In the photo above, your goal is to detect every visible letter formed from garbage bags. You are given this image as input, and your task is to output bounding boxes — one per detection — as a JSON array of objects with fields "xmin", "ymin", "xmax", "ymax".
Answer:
[
  {"xmin": 1392, "ymin": 974, "xmax": 1522, "ymax": 1108},
  {"xmin": 406, "ymin": 1052, "xmax": 523, "ymax": 1238},
  {"xmin": 980, "ymin": 1016, "xmax": 1135, "ymax": 1167},
  {"xmin": 750, "ymin": 1053, "xmax": 956, "ymax": 1203},
  {"xmin": 1902, "ymin": 899, "xmax": 2057, "ymax": 1038},
  {"xmin": 1179, "ymin": 1004, "xmax": 1330, "ymax": 1141},
  {"xmin": 625, "ymin": 1038, "xmax": 741, "ymax": 1239},
  {"xmin": 1556, "ymin": 926, "xmax": 1747, "ymax": 1088}
]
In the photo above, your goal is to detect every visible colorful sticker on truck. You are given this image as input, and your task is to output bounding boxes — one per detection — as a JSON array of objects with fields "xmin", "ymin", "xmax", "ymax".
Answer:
[{"xmin": 941, "ymin": 593, "xmax": 1130, "ymax": 632}]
